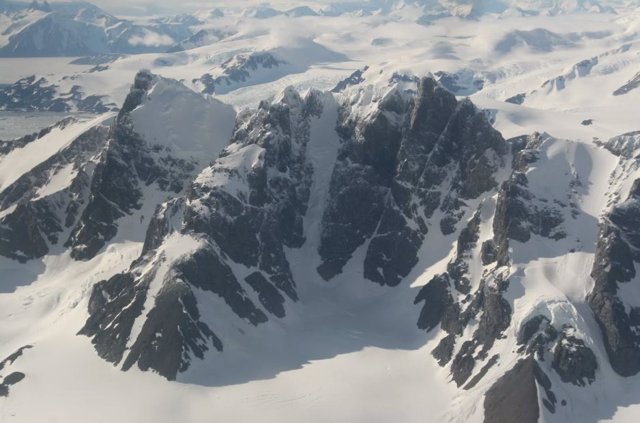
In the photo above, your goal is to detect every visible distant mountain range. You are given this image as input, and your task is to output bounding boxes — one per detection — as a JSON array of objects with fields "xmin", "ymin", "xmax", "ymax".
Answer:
[
  {"xmin": 0, "ymin": 1, "xmax": 193, "ymax": 56},
  {"xmin": 0, "ymin": 0, "xmax": 636, "ymax": 57}
]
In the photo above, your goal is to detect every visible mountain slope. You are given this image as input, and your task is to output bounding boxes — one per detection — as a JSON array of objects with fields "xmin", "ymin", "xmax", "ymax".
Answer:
[
  {"xmin": 1, "ymin": 4, "xmax": 640, "ymax": 419},
  {"xmin": 0, "ymin": 70, "xmax": 235, "ymax": 265},
  {"xmin": 0, "ymin": 2, "xmax": 194, "ymax": 57},
  {"xmin": 25, "ymin": 70, "xmax": 632, "ymax": 422}
]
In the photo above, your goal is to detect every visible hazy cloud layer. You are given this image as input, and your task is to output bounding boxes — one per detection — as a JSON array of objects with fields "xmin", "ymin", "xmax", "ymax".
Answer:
[{"xmin": 48, "ymin": 0, "xmax": 335, "ymax": 15}]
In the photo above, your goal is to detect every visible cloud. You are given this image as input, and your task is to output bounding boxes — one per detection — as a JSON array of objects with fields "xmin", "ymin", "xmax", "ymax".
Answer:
[
  {"xmin": 128, "ymin": 30, "xmax": 175, "ymax": 46},
  {"xmin": 47, "ymin": 0, "xmax": 339, "ymax": 16}
]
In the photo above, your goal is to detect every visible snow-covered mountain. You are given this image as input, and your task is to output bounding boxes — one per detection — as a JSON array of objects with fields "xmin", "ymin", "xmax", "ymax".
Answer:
[
  {"xmin": 1, "ymin": 0, "xmax": 630, "ymax": 59},
  {"xmin": 0, "ymin": 64, "xmax": 636, "ymax": 423},
  {"xmin": 0, "ymin": 1, "xmax": 194, "ymax": 57},
  {"xmin": 2, "ymin": 1, "xmax": 640, "ymax": 422},
  {"xmin": 0, "ymin": 70, "xmax": 234, "ymax": 264}
]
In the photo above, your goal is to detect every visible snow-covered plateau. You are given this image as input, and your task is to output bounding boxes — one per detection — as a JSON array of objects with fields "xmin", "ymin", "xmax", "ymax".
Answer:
[{"xmin": 1, "ymin": 1, "xmax": 640, "ymax": 422}]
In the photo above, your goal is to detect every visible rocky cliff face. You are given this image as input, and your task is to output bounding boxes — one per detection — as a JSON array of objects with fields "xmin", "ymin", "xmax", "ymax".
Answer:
[
  {"xmin": 65, "ymin": 71, "xmax": 201, "ymax": 261},
  {"xmin": 75, "ymin": 73, "xmax": 629, "ymax": 418},
  {"xmin": 319, "ymin": 77, "xmax": 506, "ymax": 286},
  {"xmin": 415, "ymin": 128, "xmax": 601, "ymax": 415},
  {"xmin": 588, "ymin": 132, "xmax": 640, "ymax": 377},
  {"xmin": 80, "ymin": 74, "xmax": 513, "ymax": 381},
  {"xmin": 80, "ymin": 85, "xmax": 336, "ymax": 380},
  {"xmin": 4, "ymin": 67, "xmax": 640, "ymax": 421},
  {"xmin": 0, "ymin": 75, "xmax": 116, "ymax": 113},
  {"xmin": 193, "ymin": 52, "xmax": 286, "ymax": 95},
  {"xmin": 0, "ymin": 118, "xmax": 111, "ymax": 261},
  {"xmin": 0, "ymin": 70, "xmax": 233, "ymax": 264}
]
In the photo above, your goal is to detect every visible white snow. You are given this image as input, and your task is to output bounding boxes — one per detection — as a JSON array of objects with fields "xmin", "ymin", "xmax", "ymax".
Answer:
[
  {"xmin": 299, "ymin": 90, "xmax": 340, "ymax": 258},
  {"xmin": 0, "ymin": 114, "xmax": 114, "ymax": 192},
  {"xmin": 194, "ymin": 143, "xmax": 265, "ymax": 199},
  {"xmin": 127, "ymin": 232, "xmax": 205, "ymax": 348},
  {"xmin": 1, "ymin": 2, "xmax": 640, "ymax": 423},
  {"xmin": 33, "ymin": 163, "xmax": 77, "ymax": 199},
  {"xmin": 130, "ymin": 77, "xmax": 236, "ymax": 161}
]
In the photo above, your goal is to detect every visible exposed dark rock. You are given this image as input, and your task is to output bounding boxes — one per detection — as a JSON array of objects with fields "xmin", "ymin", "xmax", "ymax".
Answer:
[
  {"xmin": 80, "ymin": 273, "xmax": 148, "ymax": 364},
  {"xmin": 0, "ymin": 70, "xmax": 198, "ymax": 264},
  {"xmin": 64, "ymin": 120, "xmax": 148, "ymax": 260},
  {"xmin": 600, "ymin": 131, "xmax": 640, "ymax": 159},
  {"xmin": 552, "ymin": 329, "xmax": 598, "ymax": 386},
  {"xmin": 245, "ymin": 272, "xmax": 286, "ymax": 318},
  {"xmin": 318, "ymin": 93, "xmax": 407, "ymax": 283},
  {"xmin": 452, "ymin": 341, "xmax": 476, "ymax": 386},
  {"xmin": 415, "ymin": 274, "xmax": 453, "ymax": 331},
  {"xmin": 0, "ymin": 75, "xmax": 116, "ymax": 112},
  {"xmin": 174, "ymin": 248, "xmax": 268, "ymax": 325},
  {"xmin": 424, "ymin": 271, "xmax": 508, "ymax": 386},
  {"xmin": 316, "ymin": 163, "xmax": 390, "ymax": 280},
  {"xmin": 474, "ymin": 284, "xmax": 511, "ymax": 355},
  {"xmin": 434, "ymin": 70, "xmax": 484, "ymax": 95},
  {"xmin": 484, "ymin": 358, "xmax": 540, "ymax": 423},
  {"xmin": 518, "ymin": 315, "xmax": 550, "ymax": 346},
  {"xmin": 142, "ymin": 198, "xmax": 185, "ymax": 255},
  {"xmin": 417, "ymin": 239, "xmax": 512, "ymax": 387},
  {"xmin": 448, "ymin": 210, "xmax": 482, "ymax": 294},
  {"xmin": 321, "ymin": 76, "xmax": 506, "ymax": 286},
  {"xmin": 516, "ymin": 315, "xmax": 559, "ymax": 359},
  {"xmin": 536, "ymin": 364, "xmax": 557, "ymax": 413},
  {"xmin": 183, "ymin": 89, "xmax": 320, "ymax": 301},
  {"xmin": 0, "ymin": 124, "xmax": 109, "ymax": 262},
  {"xmin": 464, "ymin": 354, "xmax": 499, "ymax": 390},
  {"xmin": 415, "ymin": 201, "xmax": 512, "ymax": 387},
  {"xmin": 82, "ymin": 86, "xmax": 330, "ymax": 379},
  {"xmin": 65, "ymin": 71, "xmax": 197, "ymax": 261},
  {"xmin": 0, "ymin": 347, "xmax": 32, "ymax": 398},
  {"xmin": 363, "ymin": 208, "xmax": 423, "ymax": 286},
  {"xmin": 505, "ymin": 93, "xmax": 526, "ymax": 105},
  {"xmin": 613, "ymin": 71, "xmax": 640, "ymax": 96},
  {"xmin": 122, "ymin": 278, "xmax": 222, "ymax": 380},
  {"xmin": 432, "ymin": 334, "xmax": 456, "ymax": 366},
  {"xmin": 193, "ymin": 52, "xmax": 286, "ymax": 95},
  {"xmin": 588, "ymin": 180, "xmax": 640, "ymax": 376},
  {"xmin": 331, "ymin": 67, "xmax": 369, "ymax": 93},
  {"xmin": 0, "ymin": 346, "xmax": 33, "ymax": 371},
  {"xmin": 481, "ymin": 240, "xmax": 497, "ymax": 265},
  {"xmin": 120, "ymin": 70, "xmax": 155, "ymax": 115},
  {"xmin": 0, "ymin": 203, "xmax": 52, "ymax": 261},
  {"xmin": 492, "ymin": 134, "xmax": 566, "ymax": 266},
  {"xmin": 2, "ymin": 372, "xmax": 25, "ymax": 386},
  {"xmin": 81, "ymin": 242, "xmax": 269, "ymax": 380},
  {"xmin": 516, "ymin": 316, "xmax": 596, "ymax": 386}
]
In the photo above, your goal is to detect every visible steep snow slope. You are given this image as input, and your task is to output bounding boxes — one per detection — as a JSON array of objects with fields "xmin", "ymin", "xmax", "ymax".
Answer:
[
  {"xmin": 0, "ymin": 114, "xmax": 112, "ymax": 191},
  {"xmin": 129, "ymin": 75, "xmax": 236, "ymax": 159},
  {"xmin": 0, "ymin": 70, "xmax": 236, "ymax": 265}
]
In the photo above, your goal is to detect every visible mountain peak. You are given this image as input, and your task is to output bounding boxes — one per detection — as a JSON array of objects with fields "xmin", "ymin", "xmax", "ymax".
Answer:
[{"xmin": 28, "ymin": 0, "xmax": 50, "ymax": 12}]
